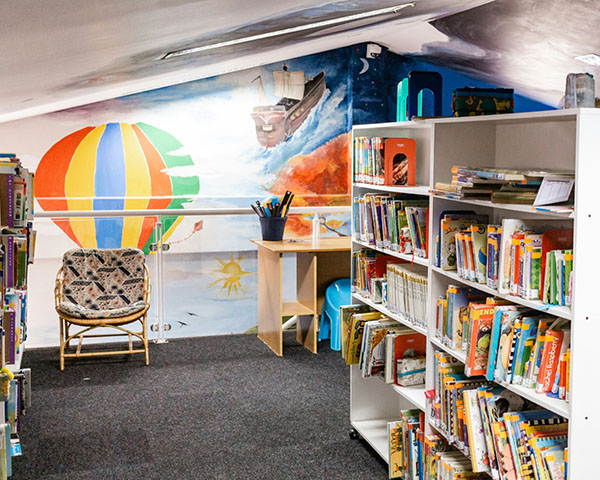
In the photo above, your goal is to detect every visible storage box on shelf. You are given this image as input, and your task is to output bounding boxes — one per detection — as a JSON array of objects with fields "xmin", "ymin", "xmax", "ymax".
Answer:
[{"xmin": 348, "ymin": 109, "xmax": 600, "ymax": 480}]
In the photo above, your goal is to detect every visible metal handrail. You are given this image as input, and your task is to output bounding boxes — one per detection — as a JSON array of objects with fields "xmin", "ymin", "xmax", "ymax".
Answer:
[{"xmin": 34, "ymin": 205, "xmax": 351, "ymax": 218}]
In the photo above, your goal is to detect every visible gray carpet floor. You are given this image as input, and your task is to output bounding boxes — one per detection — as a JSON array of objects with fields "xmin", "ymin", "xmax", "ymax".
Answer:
[{"xmin": 12, "ymin": 332, "xmax": 388, "ymax": 479}]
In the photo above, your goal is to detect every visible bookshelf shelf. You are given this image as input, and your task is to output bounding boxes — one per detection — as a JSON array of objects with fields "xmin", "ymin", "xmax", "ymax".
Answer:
[
  {"xmin": 352, "ymin": 239, "xmax": 429, "ymax": 267},
  {"xmin": 353, "ymin": 183, "xmax": 430, "ymax": 196},
  {"xmin": 430, "ymin": 194, "xmax": 575, "ymax": 218},
  {"xmin": 350, "ymin": 419, "xmax": 392, "ymax": 462},
  {"xmin": 392, "ymin": 384, "xmax": 427, "ymax": 411},
  {"xmin": 281, "ymin": 301, "xmax": 314, "ymax": 316},
  {"xmin": 431, "ymin": 266, "xmax": 573, "ymax": 320},
  {"xmin": 499, "ymin": 382, "xmax": 570, "ymax": 419},
  {"xmin": 429, "ymin": 337, "xmax": 467, "ymax": 364},
  {"xmin": 351, "ymin": 292, "xmax": 427, "ymax": 336},
  {"xmin": 349, "ymin": 110, "xmax": 598, "ymax": 478}
]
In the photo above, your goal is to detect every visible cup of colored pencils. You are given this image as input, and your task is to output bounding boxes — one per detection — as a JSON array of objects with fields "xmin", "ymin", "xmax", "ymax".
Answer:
[{"xmin": 251, "ymin": 191, "xmax": 294, "ymax": 241}]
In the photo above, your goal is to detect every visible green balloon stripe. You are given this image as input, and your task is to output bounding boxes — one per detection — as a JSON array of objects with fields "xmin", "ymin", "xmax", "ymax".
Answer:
[{"xmin": 135, "ymin": 122, "xmax": 200, "ymax": 200}]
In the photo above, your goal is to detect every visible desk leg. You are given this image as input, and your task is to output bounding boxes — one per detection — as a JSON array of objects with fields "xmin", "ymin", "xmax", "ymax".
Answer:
[
  {"xmin": 256, "ymin": 246, "xmax": 283, "ymax": 356},
  {"xmin": 296, "ymin": 252, "xmax": 317, "ymax": 353}
]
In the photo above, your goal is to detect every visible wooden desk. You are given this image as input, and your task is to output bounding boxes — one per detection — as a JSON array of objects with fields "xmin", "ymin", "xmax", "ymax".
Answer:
[{"xmin": 251, "ymin": 237, "xmax": 351, "ymax": 356}]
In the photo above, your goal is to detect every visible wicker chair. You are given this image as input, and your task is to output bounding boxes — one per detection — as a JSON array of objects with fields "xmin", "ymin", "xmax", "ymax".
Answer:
[{"xmin": 55, "ymin": 248, "xmax": 151, "ymax": 370}]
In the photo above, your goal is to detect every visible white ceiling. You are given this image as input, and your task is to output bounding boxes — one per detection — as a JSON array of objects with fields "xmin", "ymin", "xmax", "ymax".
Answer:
[{"xmin": 0, "ymin": 0, "xmax": 492, "ymax": 123}]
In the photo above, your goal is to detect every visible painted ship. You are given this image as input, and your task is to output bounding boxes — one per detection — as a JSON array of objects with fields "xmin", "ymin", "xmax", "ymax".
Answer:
[{"xmin": 251, "ymin": 67, "xmax": 326, "ymax": 148}]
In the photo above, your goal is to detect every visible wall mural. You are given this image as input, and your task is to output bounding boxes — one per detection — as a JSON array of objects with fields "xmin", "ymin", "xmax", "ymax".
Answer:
[{"xmin": 24, "ymin": 48, "xmax": 351, "ymax": 344}]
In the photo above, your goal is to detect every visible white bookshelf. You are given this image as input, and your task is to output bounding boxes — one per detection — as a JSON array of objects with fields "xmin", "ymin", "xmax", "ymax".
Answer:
[{"xmin": 348, "ymin": 108, "xmax": 600, "ymax": 479}]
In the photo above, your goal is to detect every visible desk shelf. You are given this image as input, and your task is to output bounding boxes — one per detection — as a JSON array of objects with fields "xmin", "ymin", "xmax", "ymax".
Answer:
[{"xmin": 282, "ymin": 301, "xmax": 314, "ymax": 316}]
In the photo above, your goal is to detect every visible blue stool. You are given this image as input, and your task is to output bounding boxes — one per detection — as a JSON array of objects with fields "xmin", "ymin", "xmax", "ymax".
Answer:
[{"xmin": 318, "ymin": 278, "xmax": 351, "ymax": 351}]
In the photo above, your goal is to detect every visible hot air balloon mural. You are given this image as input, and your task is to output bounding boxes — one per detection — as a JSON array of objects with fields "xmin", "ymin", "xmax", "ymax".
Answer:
[{"xmin": 35, "ymin": 122, "xmax": 199, "ymax": 253}]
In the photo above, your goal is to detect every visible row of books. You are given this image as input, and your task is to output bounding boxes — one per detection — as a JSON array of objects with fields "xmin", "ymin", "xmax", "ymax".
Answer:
[
  {"xmin": 351, "ymin": 251, "xmax": 428, "ymax": 329},
  {"xmin": 432, "ymin": 351, "xmax": 567, "ymax": 480},
  {"xmin": 435, "ymin": 213, "xmax": 573, "ymax": 307},
  {"xmin": 385, "ymin": 263, "xmax": 428, "ymax": 330},
  {"xmin": 340, "ymin": 306, "xmax": 427, "ymax": 387},
  {"xmin": 353, "ymin": 136, "xmax": 416, "ymax": 186},
  {"xmin": 0, "ymin": 155, "xmax": 34, "ymax": 230},
  {"xmin": 0, "ymin": 369, "xmax": 31, "ymax": 477},
  {"xmin": 435, "ymin": 288, "xmax": 571, "ymax": 401},
  {"xmin": 2, "ymin": 290, "xmax": 27, "ymax": 368},
  {"xmin": 388, "ymin": 409, "xmax": 489, "ymax": 480},
  {"xmin": 431, "ymin": 165, "xmax": 574, "ymax": 206},
  {"xmin": 352, "ymin": 194, "xmax": 428, "ymax": 258}
]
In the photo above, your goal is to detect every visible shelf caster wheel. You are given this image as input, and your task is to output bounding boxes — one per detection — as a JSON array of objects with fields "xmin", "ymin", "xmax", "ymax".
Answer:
[{"xmin": 349, "ymin": 428, "xmax": 361, "ymax": 440}]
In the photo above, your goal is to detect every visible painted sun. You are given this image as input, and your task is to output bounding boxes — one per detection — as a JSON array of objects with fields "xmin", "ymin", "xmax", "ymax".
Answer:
[{"xmin": 208, "ymin": 254, "xmax": 252, "ymax": 296}]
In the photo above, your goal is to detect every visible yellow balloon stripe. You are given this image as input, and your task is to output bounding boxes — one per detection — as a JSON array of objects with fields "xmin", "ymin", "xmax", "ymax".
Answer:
[
  {"xmin": 161, "ymin": 215, "xmax": 184, "ymax": 244},
  {"xmin": 120, "ymin": 124, "xmax": 151, "ymax": 248},
  {"xmin": 65, "ymin": 125, "xmax": 105, "ymax": 248}
]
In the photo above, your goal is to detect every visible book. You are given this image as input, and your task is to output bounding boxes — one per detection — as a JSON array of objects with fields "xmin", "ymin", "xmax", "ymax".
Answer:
[
  {"xmin": 465, "ymin": 303, "xmax": 496, "ymax": 377},
  {"xmin": 471, "ymin": 224, "xmax": 488, "ymax": 284},
  {"xmin": 494, "ymin": 309, "xmax": 525, "ymax": 384},
  {"xmin": 463, "ymin": 389, "xmax": 491, "ymax": 473},
  {"xmin": 536, "ymin": 329, "xmax": 566, "ymax": 394},
  {"xmin": 510, "ymin": 316, "xmax": 539, "ymax": 385},
  {"xmin": 2, "ymin": 309, "xmax": 15, "ymax": 365},
  {"xmin": 0, "ymin": 174, "xmax": 14, "ymax": 228},
  {"xmin": 539, "ymin": 229, "xmax": 573, "ymax": 299},
  {"xmin": 361, "ymin": 319, "xmax": 410, "ymax": 377},
  {"xmin": 487, "ymin": 306, "xmax": 527, "ymax": 382},
  {"xmin": 388, "ymin": 420, "xmax": 404, "ymax": 478},
  {"xmin": 383, "ymin": 138, "xmax": 416, "ymax": 186},
  {"xmin": 487, "ymin": 225, "xmax": 502, "ymax": 289},
  {"xmin": 345, "ymin": 311, "xmax": 382, "ymax": 365},
  {"xmin": 339, "ymin": 304, "xmax": 372, "ymax": 361}
]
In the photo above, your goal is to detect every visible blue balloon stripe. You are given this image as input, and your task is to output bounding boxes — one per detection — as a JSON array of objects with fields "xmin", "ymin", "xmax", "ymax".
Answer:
[{"xmin": 94, "ymin": 123, "xmax": 126, "ymax": 248}]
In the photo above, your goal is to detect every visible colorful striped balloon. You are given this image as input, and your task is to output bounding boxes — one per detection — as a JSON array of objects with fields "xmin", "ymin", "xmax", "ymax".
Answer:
[{"xmin": 36, "ymin": 122, "xmax": 199, "ymax": 252}]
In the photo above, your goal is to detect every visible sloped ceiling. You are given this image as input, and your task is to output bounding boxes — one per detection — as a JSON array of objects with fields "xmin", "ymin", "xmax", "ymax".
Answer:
[{"xmin": 1, "ymin": 0, "xmax": 598, "ymax": 122}]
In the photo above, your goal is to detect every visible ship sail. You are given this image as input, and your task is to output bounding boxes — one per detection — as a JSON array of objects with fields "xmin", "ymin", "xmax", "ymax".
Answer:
[
  {"xmin": 252, "ymin": 76, "xmax": 269, "ymax": 106},
  {"xmin": 273, "ymin": 70, "xmax": 305, "ymax": 100}
]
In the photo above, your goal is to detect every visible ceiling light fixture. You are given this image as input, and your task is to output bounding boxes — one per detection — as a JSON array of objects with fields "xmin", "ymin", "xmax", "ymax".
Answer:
[
  {"xmin": 575, "ymin": 53, "xmax": 600, "ymax": 66},
  {"xmin": 162, "ymin": 2, "xmax": 416, "ymax": 60}
]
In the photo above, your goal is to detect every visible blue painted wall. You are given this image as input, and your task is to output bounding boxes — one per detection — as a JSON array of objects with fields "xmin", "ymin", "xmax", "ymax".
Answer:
[{"xmin": 349, "ymin": 44, "xmax": 554, "ymax": 125}]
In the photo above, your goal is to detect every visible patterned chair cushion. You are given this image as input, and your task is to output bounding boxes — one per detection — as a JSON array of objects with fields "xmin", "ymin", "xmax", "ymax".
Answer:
[
  {"xmin": 61, "ymin": 248, "xmax": 146, "ymax": 314},
  {"xmin": 57, "ymin": 300, "xmax": 147, "ymax": 319}
]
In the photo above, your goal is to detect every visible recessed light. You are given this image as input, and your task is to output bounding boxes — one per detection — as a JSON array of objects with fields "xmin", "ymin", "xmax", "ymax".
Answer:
[
  {"xmin": 162, "ymin": 2, "xmax": 416, "ymax": 60},
  {"xmin": 575, "ymin": 54, "xmax": 600, "ymax": 66}
]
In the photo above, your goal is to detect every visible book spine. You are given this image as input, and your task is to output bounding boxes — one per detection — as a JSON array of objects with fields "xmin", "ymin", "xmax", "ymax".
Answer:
[
  {"xmin": 7, "ymin": 310, "xmax": 15, "ymax": 365},
  {"xmin": 536, "ymin": 330, "xmax": 564, "ymax": 394},
  {"xmin": 6, "ymin": 175, "xmax": 13, "ymax": 228},
  {"xmin": 5, "ymin": 237, "xmax": 13, "ymax": 289}
]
